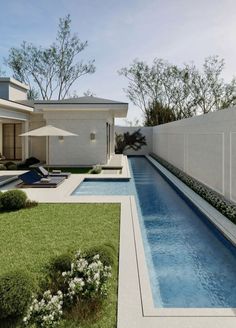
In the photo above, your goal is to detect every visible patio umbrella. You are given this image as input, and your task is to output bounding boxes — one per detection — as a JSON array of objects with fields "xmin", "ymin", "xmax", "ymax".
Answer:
[{"xmin": 20, "ymin": 125, "xmax": 78, "ymax": 168}]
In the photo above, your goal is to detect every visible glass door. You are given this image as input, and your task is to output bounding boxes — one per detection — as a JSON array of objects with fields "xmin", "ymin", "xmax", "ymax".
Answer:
[{"xmin": 2, "ymin": 123, "xmax": 22, "ymax": 160}]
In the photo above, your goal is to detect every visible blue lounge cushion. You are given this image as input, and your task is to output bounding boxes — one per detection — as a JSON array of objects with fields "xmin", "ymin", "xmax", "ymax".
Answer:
[{"xmin": 19, "ymin": 171, "xmax": 42, "ymax": 184}]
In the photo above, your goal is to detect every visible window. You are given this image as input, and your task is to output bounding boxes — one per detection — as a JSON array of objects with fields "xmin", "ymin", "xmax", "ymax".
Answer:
[{"xmin": 2, "ymin": 123, "xmax": 22, "ymax": 160}]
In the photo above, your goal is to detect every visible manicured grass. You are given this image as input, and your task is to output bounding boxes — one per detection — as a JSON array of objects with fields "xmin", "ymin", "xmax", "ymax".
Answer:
[
  {"xmin": 50, "ymin": 167, "xmax": 91, "ymax": 174},
  {"xmin": 0, "ymin": 203, "xmax": 120, "ymax": 328}
]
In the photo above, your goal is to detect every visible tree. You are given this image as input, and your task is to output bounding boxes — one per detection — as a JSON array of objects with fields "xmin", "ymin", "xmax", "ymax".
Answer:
[
  {"xmin": 185, "ymin": 56, "xmax": 236, "ymax": 113},
  {"xmin": 144, "ymin": 102, "xmax": 175, "ymax": 126},
  {"xmin": 115, "ymin": 129, "xmax": 147, "ymax": 154},
  {"xmin": 6, "ymin": 15, "xmax": 95, "ymax": 100},
  {"xmin": 119, "ymin": 56, "xmax": 236, "ymax": 126},
  {"xmin": 118, "ymin": 59, "xmax": 196, "ymax": 120}
]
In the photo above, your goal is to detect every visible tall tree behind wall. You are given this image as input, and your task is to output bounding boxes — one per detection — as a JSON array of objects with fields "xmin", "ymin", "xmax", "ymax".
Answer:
[
  {"xmin": 119, "ymin": 56, "xmax": 236, "ymax": 126},
  {"xmin": 6, "ymin": 15, "xmax": 95, "ymax": 100}
]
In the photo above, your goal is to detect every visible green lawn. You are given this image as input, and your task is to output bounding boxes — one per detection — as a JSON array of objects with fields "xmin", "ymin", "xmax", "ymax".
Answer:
[
  {"xmin": 50, "ymin": 167, "xmax": 91, "ymax": 174},
  {"xmin": 0, "ymin": 203, "xmax": 120, "ymax": 328}
]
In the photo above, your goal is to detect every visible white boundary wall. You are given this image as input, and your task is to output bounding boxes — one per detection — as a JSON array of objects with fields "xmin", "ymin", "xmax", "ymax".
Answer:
[
  {"xmin": 115, "ymin": 107, "xmax": 236, "ymax": 203},
  {"xmin": 153, "ymin": 107, "xmax": 236, "ymax": 203},
  {"xmin": 115, "ymin": 126, "xmax": 153, "ymax": 155}
]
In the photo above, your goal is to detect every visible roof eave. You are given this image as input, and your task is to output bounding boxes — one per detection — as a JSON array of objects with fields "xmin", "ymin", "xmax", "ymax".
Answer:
[
  {"xmin": 34, "ymin": 102, "xmax": 128, "ymax": 117},
  {"xmin": 0, "ymin": 98, "xmax": 34, "ymax": 112}
]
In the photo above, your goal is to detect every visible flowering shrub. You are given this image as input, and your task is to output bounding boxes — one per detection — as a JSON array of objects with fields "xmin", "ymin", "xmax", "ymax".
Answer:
[
  {"xmin": 23, "ymin": 250, "xmax": 112, "ymax": 327},
  {"xmin": 62, "ymin": 251, "xmax": 111, "ymax": 302},
  {"xmin": 23, "ymin": 290, "xmax": 63, "ymax": 328}
]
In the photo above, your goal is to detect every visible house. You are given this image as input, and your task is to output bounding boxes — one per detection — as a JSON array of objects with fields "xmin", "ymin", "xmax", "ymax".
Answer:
[{"xmin": 0, "ymin": 77, "xmax": 128, "ymax": 166}]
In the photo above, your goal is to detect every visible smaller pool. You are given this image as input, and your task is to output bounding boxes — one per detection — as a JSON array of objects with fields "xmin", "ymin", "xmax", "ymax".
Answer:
[{"xmin": 72, "ymin": 178, "xmax": 133, "ymax": 196}]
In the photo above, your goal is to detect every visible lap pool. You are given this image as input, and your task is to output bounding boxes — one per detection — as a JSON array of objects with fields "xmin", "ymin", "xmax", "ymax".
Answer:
[{"xmin": 73, "ymin": 156, "xmax": 236, "ymax": 308}]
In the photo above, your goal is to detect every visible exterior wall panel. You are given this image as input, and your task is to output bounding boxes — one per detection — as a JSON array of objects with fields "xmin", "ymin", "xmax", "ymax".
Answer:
[
  {"xmin": 114, "ymin": 126, "xmax": 153, "ymax": 155},
  {"xmin": 152, "ymin": 107, "xmax": 236, "ymax": 202},
  {"xmin": 43, "ymin": 111, "xmax": 109, "ymax": 166}
]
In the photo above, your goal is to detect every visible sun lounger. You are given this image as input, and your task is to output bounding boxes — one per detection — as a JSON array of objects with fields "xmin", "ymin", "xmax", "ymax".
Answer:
[
  {"xmin": 35, "ymin": 166, "xmax": 71, "ymax": 179},
  {"xmin": 0, "ymin": 175, "xmax": 18, "ymax": 187},
  {"xmin": 18, "ymin": 171, "xmax": 65, "ymax": 188}
]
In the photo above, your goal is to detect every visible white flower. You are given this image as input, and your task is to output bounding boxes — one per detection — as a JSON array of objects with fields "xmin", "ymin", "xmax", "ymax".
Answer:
[
  {"xmin": 94, "ymin": 272, "xmax": 100, "ymax": 280},
  {"xmin": 23, "ymin": 290, "xmax": 63, "ymax": 327}
]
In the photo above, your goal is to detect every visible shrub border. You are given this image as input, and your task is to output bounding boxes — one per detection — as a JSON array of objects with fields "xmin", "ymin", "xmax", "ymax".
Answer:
[{"xmin": 149, "ymin": 152, "xmax": 236, "ymax": 224}]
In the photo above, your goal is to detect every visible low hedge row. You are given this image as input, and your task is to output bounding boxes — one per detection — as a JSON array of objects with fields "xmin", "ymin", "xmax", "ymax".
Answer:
[{"xmin": 149, "ymin": 153, "xmax": 236, "ymax": 224}]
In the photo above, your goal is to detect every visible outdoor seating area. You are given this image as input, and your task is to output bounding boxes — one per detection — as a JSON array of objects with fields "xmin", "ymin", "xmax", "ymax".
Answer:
[
  {"xmin": 1, "ymin": 3, "xmax": 236, "ymax": 328},
  {"xmin": 0, "ymin": 175, "xmax": 18, "ymax": 187},
  {"xmin": 17, "ymin": 171, "xmax": 66, "ymax": 188},
  {"xmin": 35, "ymin": 166, "xmax": 71, "ymax": 179}
]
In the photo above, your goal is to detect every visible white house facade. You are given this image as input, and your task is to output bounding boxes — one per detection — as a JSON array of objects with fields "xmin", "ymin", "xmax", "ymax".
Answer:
[{"xmin": 0, "ymin": 77, "xmax": 128, "ymax": 166}]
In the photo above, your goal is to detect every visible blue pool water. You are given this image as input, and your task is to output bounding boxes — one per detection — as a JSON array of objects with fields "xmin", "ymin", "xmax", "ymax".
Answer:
[
  {"xmin": 73, "ymin": 156, "xmax": 236, "ymax": 308},
  {"xmin": 73, "ymin": 178, "xmax": 132, "ymax": 195}
]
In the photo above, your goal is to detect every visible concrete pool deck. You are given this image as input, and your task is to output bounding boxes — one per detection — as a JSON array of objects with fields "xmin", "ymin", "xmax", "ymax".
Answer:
[{"xmin": 1, "ymin": 156, "xmax": 236, "ymax": 327}]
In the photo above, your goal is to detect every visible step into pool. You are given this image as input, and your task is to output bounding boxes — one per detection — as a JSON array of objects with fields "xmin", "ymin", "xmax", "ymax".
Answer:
[{"xmin": 73, "ymin": 156, "xmax": 236, "ymax": 308}]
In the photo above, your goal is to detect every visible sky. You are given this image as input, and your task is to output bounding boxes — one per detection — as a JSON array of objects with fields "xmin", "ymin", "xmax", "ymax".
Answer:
[{"xmin": 0, "ymin": 0, "xmax": 236, "ymax": 125}]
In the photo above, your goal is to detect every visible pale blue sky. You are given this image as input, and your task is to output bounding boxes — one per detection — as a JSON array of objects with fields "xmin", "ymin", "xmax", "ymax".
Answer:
[{"xmin": 0, "ymin": 0, "xmax": 236, "ymax": 125}]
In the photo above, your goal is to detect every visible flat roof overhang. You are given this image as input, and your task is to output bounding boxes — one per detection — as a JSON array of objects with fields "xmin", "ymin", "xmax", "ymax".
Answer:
[
  {"xmin": 0, "ymin": 98, "xmax": 33, "ymax": 112},
  {"xmin": 34, "ymin": 103, "xmax": 128, "ymax": 118},
  {"xmin": 0, "ymin": 98, "xmax": 33, "ymax": 121}
]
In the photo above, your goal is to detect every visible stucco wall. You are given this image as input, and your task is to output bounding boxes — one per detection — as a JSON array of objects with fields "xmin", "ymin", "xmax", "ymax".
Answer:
[
  {"xmin": 0, "ymin": 81, "xmax": 28, "ymax": 101},
  {"xmin": 43, "ymin": 111, "xmax": 113, "ymax": 166},
  {"xmin": 153, "ymin": 107, "xmax": 236, "ymax": 202},
  {"xmin": 29, "ymin": 114, "xmax": 46, "ymax": 161},
  {"xmin": 114, "ymin": 126, "xmax": 153, "ymax": 155},
  {"xmin": 9, "ymin": 84, "xmax": 28, "ymax": 101}
]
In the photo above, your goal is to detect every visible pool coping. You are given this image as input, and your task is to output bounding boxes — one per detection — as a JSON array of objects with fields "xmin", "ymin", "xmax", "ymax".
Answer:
[
  {"xmin": 116, "ymin": 196, "xmax": 236, "ymax": 328},
  {"xmin": 129, "ymin": 195, "xmax": 236, "ymax": 317}
]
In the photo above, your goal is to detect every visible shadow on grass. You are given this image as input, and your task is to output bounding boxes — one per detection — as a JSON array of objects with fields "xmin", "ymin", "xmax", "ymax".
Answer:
[
  {"xmin": 64, "ymin": 299, "xmax": 104, "ymax": 324},
  {"xmin": 0, "ymin": 316, "xmax": 22, "ymax": 328}
]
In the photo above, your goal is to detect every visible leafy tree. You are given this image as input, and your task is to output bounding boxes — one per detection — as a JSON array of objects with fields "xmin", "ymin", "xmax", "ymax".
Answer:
[
  {"xmin": 6, "ymin": 15, "xmax": 95, "ymax": 100},
  {"xmin": 185, "ymin": 56, "xmax": 236, "ymax": 113},
  {"xmin": 119, "ymin": 56, "xmax": 236, "ymax": 125},
  {"xmin": 115, "ymin": 129, "xmax": 147, "ymax": 154},
  {"xmin": 118, "ymin": 60, "xmax": 155, "ymax": 113},
  {"xmin": 119, "ymin": 59, "xmax": 195, "ymax": 120},
  {"xmin": 144, "ymin": 101, "xmax": 175, "ymax": 126}
]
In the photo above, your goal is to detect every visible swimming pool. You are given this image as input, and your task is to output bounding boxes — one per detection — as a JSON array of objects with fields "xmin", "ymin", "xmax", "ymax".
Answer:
[
  {"xmin": 73, "ymin": 178, "xmax": 132, "ymax": 195},
  {"xmin": 73, "ymin": 156, "xmax": 236, "ymax": 308}
]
